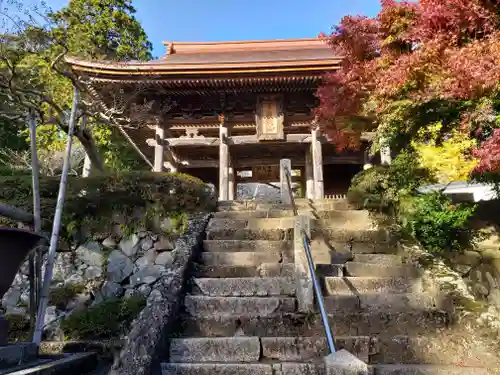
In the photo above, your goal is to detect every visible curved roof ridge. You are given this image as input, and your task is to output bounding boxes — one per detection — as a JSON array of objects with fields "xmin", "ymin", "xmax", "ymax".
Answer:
[{"xmin": 163, "ymin": 37, "xmax": 328, "ymax": 55}]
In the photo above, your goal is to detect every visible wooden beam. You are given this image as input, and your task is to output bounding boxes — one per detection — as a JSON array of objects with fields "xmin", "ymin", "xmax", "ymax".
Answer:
[
  {"xmin": 147, "ymin": 132, "xmax": 376, "ymax": 148},
  {"xmin": 176, "ymin": 155, "xmax": 363, "ymax": 169}
]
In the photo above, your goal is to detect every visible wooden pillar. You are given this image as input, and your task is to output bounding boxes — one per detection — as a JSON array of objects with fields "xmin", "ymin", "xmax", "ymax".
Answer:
[
  {"xmin": 305, "ymin": 146, "xmax": 314, "ymax": 199},
  {"xmin": 154, "ymin": 125, "xmax": 165, "ymax": 172},
  {"xmin": 219, "ymin": 115, "xmax": 229, "ymax": 201},
  {"xmin": 311, "ymin": 127, "xmax": 324, "ymax": 199},
  {"xmin": 228, "ymin": 158, "xmax": 235, "ymax": 201}
]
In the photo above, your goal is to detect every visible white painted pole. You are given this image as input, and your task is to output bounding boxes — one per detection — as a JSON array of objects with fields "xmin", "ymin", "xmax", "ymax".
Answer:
[
  {"xmin": 32, "ymin": 88, "xmax": 79, "ymax": 345},
  {"xmin": 28, "ymin": 110, "xmax": 42, "ymax": 337}
]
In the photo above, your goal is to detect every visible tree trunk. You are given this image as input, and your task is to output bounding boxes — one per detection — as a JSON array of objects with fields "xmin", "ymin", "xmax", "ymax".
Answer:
[{"xmin": 74, "ymin": 128, "xmax": 105, "ymax": 172}]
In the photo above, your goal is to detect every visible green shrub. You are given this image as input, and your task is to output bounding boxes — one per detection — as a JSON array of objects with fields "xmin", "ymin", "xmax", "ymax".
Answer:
[
  {"xmin": 5, "ymin": 313, "xmax": 30, "ymax": 342},
  {"xmin": 348, "ymin": 150, "xmax": 434, "ymax": 211},
  {"xmin": 60, "ymin": 296, "xmax": 146, "ymax": 340},
  {"xmin": 49, "ymin": 284, "xmax": 86, "ymax": 310},
  {"xmin": 400, "ymin": 191, "xmax": 476, "ymax": 254},
  {"xmin": 0, "ymin": 171, "xmax": 215, "ymax": 240}
]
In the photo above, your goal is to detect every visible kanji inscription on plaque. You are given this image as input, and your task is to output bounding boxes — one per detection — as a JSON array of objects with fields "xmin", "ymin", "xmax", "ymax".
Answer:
[{"xmin": 256, "ymin": 95, "xmax": 284, "ymax": 141}]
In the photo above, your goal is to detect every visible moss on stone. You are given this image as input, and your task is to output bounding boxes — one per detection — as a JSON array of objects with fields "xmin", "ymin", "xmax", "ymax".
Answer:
[
  {"xmin": 5, "ymin": 313, "xmax": 30, "ymax": 342},
  {"xmin": 59, "ymin": 296, "xmax": 146, "ymax": 340},
  {"xmin": 0, "ymin": 171, "xmax": 215, "ymax": 241},
  {"xmin": 49, "ymin": 284, "xmax": 86, "ymax": 310}
]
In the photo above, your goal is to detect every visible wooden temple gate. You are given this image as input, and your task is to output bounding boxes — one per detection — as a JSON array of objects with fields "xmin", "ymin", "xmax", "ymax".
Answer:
[{"xmin": 67, "ymin": 38, "xmax": 380, "ymax": 200}]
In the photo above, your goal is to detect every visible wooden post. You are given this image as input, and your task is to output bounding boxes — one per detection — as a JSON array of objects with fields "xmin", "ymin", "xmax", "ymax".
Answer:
[
  {"xmin": 33, "ymin": 87, "xmax": 79, "ymax": 345},
  {"xmin": 219, "ymin": 115, "xmax": 229, "ymax": 201},
  {"xmin": 228, "ymin": 158, "xmax": 235, "ymax": 201},
  {"xmin": 305, "ymin": 146, "xmax": 314, "ymax": 199},
  {"xmin": 154, "ymin": 125, "xmax": 165, "ymax": 172},
  {"xmin": 312, "ymin": 127, "xmax": 324, "ymax": 199}
]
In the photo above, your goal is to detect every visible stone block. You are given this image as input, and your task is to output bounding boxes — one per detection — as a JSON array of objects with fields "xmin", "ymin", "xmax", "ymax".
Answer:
[
  {"xmin": 169, "ymin": 337, "xmax": 260, "ymax": 363},
  {"xmin": 324, "ymin": 349, "xmax": 368, "ymax": 375}
]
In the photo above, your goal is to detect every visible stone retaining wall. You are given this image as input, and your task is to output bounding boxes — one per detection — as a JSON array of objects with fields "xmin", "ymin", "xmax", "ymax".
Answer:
[
  {"xmin": 109, "ymin": 214, "xmax": 210, "ymax": 375},
  {"xmin": 1, "ymin": 211, "xmax": 209, "ymax": 343}
]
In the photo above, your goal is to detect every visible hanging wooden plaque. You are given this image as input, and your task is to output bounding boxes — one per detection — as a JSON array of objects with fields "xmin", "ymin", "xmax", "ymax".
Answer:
[
  {"xmin": 252, "ymin": 165, "xmax": 280, "ymax": 181},
  {"xmin": 255, "ymin": 95, "xmax": 284, "ymax": 141}
]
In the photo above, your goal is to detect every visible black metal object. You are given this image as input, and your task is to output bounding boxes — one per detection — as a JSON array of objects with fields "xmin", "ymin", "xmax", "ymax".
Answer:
[{"xmin": 0, "ymin": 228, "xmax": 46, "ymax": 345}]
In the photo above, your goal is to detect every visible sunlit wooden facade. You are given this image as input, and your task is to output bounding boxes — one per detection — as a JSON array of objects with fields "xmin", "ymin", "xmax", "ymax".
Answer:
[{"xmin": 67, "ymin": 38, "xmax": 376, "ymax": 200}]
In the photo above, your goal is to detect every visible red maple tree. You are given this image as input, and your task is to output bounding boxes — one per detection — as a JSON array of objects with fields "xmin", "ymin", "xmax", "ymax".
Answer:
[{"xmin": 316, "ymin": 0, "xmax": 500, "ymax": 174}]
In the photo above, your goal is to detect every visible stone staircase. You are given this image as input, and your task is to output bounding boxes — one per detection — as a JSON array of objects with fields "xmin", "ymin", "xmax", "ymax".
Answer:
[{"xmin": 162, "ymin": 199, "xmax": 495, "ymax": 375}]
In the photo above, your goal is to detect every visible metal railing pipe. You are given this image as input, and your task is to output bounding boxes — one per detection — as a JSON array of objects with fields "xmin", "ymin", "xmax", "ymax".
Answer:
[{"xmin": 283, "ymin": 166, "xmax": 336, "ymax": 354}]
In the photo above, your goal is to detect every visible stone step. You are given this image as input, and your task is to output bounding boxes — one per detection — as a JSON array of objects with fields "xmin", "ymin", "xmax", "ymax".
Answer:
[
  {"xmin": 203, "ymin": 240, "xmax": 292, "ymax": 253},
  {"xmin": 0, "ymin": 343, "xmax": 38, "ymax": 369},
  {"xmin": 352, "ymin": 254, "xmax": 403, "ymax": 265},
  {"xmin": 345, "ymin": 262, "xmax": 421, "ymax": 277},
  {"xmin": 169, "ymin": 336, "xmax": 369, "ymax": 363},
  {"xmin": 312, "ymin": 228, "xmax": 391, "ymax": 243},
  {"xmin": 214, "ymin": 210, "xmax": 295, "ymax": 219},
  {"xmin": 162, "ymin": 362, "xmax": 324, "ymax": 375},
  {"xmin": 370, "ymin": 335, "xmax": 500, "ymax": 367},
  {"xmin": 216, "ymin": 200, "xmax": 351, "ymax": 212},
  {"xmin": 260, "ymin": 336, "xmax": 370, "ymax": 362},
  {"xmin": 192, "ymin": 263, "xmax": 295, "ymax": 278},
  {"xmin": 316, "ymin": 264, "xmax": 344, "ymax": 277},
  {"xmin": 170, "ymin": 334, "xmax": 498, "ymax": 367},
  {"xmin": 200, "ymin": 251, "xmax": 292, "ymax": 267},
  {"xmin": 320, "ymin": 240, "xmax": 397, "ymax": 255},
  {"xmin": 175, "ymin": 310, "xmax": 450, "ymax": 338},
  {"xmin": 324, "ymin": 293, "xmax": 437, "ymax": 312},
  {"xmin": 192, "ymin": 277, "xmax": 296, "ymax": 297},
  {"xmin": 206, "ymin": 228, "xmax": 292, "ymax": 241},
  {"xmin": 372, "ymin": 365, "xmax": 490, "ymax": 375},
  {"xmin": 323, "ymin": 277, "xmax": 421, "ymax": 295},
  {"xmin": 207, "ymin": 217, "xmax": 296, "ymax": 231},
  {"xmin": 169, "ymin": 337, "xmax": 261, "ymax": 363},
  {"xmin": 184, "ymin": 296, "xmax": 297, "ymax": 317}
]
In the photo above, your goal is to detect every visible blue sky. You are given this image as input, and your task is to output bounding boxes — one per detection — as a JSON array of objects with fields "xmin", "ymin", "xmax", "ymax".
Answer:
[{"xmin": 22, "ymin": 0, "xmax": 382, "ymax": 57}]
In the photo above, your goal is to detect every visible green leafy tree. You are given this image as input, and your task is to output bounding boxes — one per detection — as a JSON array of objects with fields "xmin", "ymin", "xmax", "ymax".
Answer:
[{"xmin": 0, "ymin": 0, "xmax": 153, "ymax": 173}]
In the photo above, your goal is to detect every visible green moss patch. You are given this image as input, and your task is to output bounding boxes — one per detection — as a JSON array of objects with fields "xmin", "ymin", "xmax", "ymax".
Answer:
[{"xmin": 60, "ymin": 296, "xmax": 146, "ymax": 340}]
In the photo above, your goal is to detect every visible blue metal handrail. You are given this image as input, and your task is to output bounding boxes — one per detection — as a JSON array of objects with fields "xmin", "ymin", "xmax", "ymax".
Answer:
[{"xmin": 283, "ymin": 166, "xmax": 336, "ymax": 354}]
